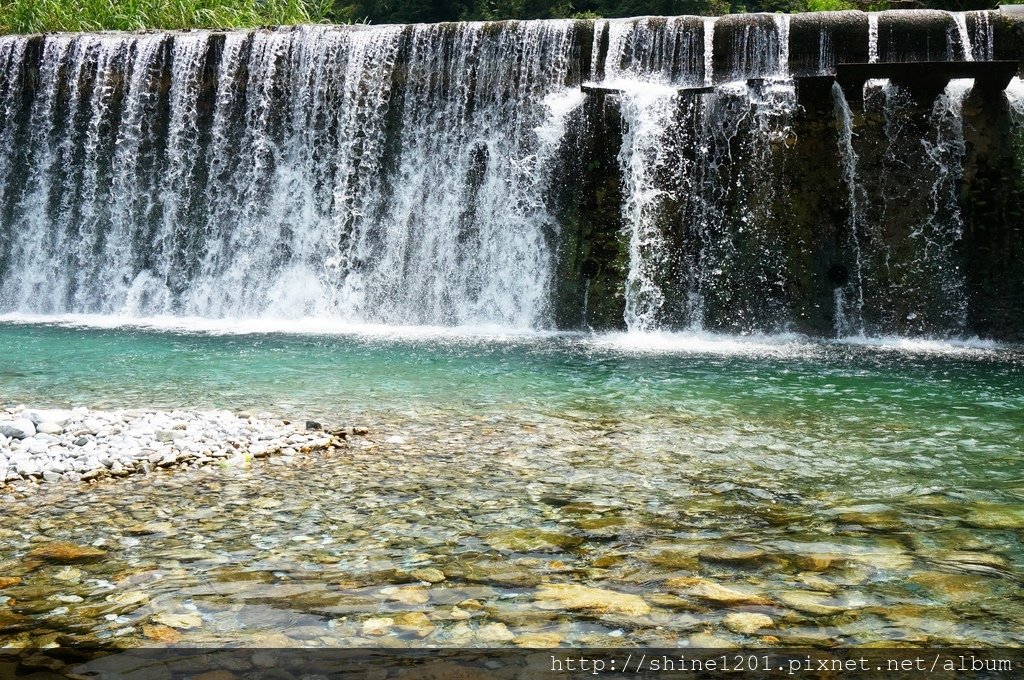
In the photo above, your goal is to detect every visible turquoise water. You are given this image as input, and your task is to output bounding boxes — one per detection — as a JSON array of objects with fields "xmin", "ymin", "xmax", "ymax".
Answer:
[
  {"xmin": 1, "ymin": 319, "xmax": 1023, "ymax": 647},
  {"xmin": 2, "ymin": 320, "xmax": 1021, "ymax": 422}
]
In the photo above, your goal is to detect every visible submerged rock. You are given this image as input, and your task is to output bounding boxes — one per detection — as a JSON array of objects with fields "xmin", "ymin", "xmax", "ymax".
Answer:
[
  {"xmin": 778, "ymin": 590, "xmax": 847, "ymax": 616},
  {"xmin": 666, "ymin": 578, "xmax": 770, "ymax": 606},
  {"xmin": 699, "ymin": 544, "xmax": 766, "ymax": 564},
  {"xmin": 451, "ymin": 559, "xmax": 542, "ymax": 587},
  {"xmin": 535, "ymin": 583, "xmax": 651, "ymax": 616},
  {"xmin": 512, "ymin": 632, "xmax": 563, "ymax": 647},
  {"xmin": 361, "ymin": 617, "xmax": 394, "ymax": 636},
  {"xmin": 723, "ymin": 612, "xmax": 774, "ymax": 634},
  {"xmin": 26, "ymin": 542, "xmax": 106, "ymax": 564},
  {"xmin": 475, "ymin": 622, "xmax": 514, "ymax": 643},
  {"xmin": 909, "ymin": 572, "xmax": 993, "ymax": 603},
  {"xmin": 963, "ymin": 506, "xmax": 1024, "ymax": 530},
  {"xmin": 142, "ymin": 624, "xmax": 183, "ymax": 643},
  {"xmin": 485, "ymin": 528, "xmax": 582, "ymax": 553},
  {"xmin": 410, "ymin": 568, "xmax": 446, "ymax": 583},
  {"xmin": 393, "ymin": 611, "xmax": 434, "ymax": 637},
  {"xmin": 793, "ymin": 554, "xmax": 842, "ymax": 572},
  {"xmin": 151, "ymin": 612, "xmax": 203, "ymax": 630}
]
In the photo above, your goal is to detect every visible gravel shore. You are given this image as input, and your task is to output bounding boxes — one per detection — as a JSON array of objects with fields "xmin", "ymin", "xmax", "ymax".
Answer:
[{"xmin": 0, "ymin": 405, "xmax": 352, "ymax": 488}]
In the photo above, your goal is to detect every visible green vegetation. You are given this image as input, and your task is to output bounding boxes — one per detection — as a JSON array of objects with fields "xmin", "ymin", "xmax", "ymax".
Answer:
[
  {"xmin": 0, "ymin": 0, "xmax": 999, "ymax": 34},
  {"xmin": 0, "ymin": 0, "xmax": 330, "ymax": 34},
  {"xmin": 332, "ymin": 0, "xmax": 994, "ymax": 24}
]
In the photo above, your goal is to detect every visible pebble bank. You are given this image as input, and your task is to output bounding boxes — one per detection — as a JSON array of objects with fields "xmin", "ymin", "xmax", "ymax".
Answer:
[{"xmin": 0, "ymin": 405, "xmax": 351, "ymax": 488}]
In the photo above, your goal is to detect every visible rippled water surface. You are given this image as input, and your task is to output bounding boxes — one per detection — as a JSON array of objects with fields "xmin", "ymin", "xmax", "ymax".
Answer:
[{"xmin": 1, "ymin": 320, "xmax": 1022, "ymax": 648}]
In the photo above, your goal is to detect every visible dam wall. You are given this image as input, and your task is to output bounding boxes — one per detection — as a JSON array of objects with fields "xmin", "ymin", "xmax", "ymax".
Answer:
[{"xmin": 1, "ymin": 10, "xmax": 1023, "ymax": 337}]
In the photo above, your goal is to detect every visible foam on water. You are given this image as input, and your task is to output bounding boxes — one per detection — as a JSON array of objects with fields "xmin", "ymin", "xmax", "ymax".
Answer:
[
  {"xmin": 590, "ymin": 330, "xmax": 813, "ymax": 357},
  {"xmin": 833, "ymin": 334, "xmax": 1002, "ymax": 355},
  {"xmin": 0, "ymin": 313, "xmax": 566, "ymax": 343},
  {"xmin": 0, "ymin": 314, "xmax": 1006, "ymax": 360}
]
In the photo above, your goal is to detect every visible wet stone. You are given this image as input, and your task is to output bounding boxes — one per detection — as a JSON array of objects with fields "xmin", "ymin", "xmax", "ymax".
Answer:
[
  {"xmin": 475, "ymin": 622, "xmax": 514, "ymax": 643},
  {"xmin": 141, "ymin": 624, "xmax": 183, "ymax": 643},
  {"xmin": 645, "ymin": 593, "xmax": 705, "ymax": 612},
  {"xmin": 450, "ymin": 560, "xmax": 542, "ymax": 587},
  {"xmin": 26, "ymin": 542, "xmax": 106, "ymax": 564},
  {"xmin": 793, "ymin": 554, "xmax": 842, "ymax": 572},
  {"xmin": 151, "ymin": 612, "xmax": 203, "ymax": 629},
  {"xmin": 723, "ymin": 612, "xmax": 774, "ymax": 634},
  {"xmin": 666, "ymin": 578, "xmax": 771, "ymax": 606},
  {"xmin": 778, "ymin": 590, "xmax": 848, "ymax": 616},
  {"xmin": 700, "ymin": 544, "xmax": 767, "ymax": 564},
  {"xmin": 361, "ymin": 617, "xmax": 394, "ymax": 636},
  {"xmin": 963, "ymin": 506, "xmax": 1024, "ymax": 530},
  {"xmin": 484, "ymin": 529, "xmax": 582, "ymax": 553},
  {"xmin": 410, "ymin": 568, "xmax": 445, "ymax": 583},
  {"xmin": 534, "ymin": 583, "xmax": 651, "ymax": 616},
  {"xmin": 393, "ymin": 611, "xmax": 434, "ymax": 637},
  {"xmin": 512, "ymin": 632, "xmax": 563, "ymax": 647}
]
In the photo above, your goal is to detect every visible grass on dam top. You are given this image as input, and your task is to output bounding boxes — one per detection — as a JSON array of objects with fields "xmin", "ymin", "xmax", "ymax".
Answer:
[
  {"xmin": 0, "ymin": 0, "xmax": 331, "ymax": 34},
  {"xmin": 0, "ymin": 0, "xmax": 990, "ymax": 35}
]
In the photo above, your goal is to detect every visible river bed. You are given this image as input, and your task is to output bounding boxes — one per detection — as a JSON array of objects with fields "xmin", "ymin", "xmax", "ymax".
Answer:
[{"xmin": 1, "ymin": 319, "xmax": 1022, "ymax": 649}]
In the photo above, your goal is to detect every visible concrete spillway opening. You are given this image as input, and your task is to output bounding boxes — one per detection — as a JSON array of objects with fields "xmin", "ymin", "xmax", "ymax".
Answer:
[
  {"xmin": 584, "ymin": 62, "xmax": 1020, "ymax": 103},
  {"xmin": 834, "ymin": 60, "xmax": 1019, "ymax": 99}
]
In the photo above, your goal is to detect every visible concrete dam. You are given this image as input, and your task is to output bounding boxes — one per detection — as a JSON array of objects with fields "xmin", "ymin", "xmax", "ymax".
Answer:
[{"xmin": 1, "ymin": 9, "xmax": 1023, "ymax": 338}]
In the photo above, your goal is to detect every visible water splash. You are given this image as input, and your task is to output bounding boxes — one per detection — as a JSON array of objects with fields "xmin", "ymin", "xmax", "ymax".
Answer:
[{"xmin": 1008, "ymin": 77, "xmax": 1024, "ymax": 115}]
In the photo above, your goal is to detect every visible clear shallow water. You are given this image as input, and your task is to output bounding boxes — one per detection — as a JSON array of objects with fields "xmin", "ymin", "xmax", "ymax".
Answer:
[{"xmin": 1, "ymin": 319, "xmax": 1023, "ymax": 648}]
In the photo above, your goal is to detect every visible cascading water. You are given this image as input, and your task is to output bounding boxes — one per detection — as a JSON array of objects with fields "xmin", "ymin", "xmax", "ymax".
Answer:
[
  {"xmin": 950, "ymin": 12, "xmax": 974, "ymax": 61},
  {"xmin": 849, "ymin": 78, "xmax": 973, "ymax": 336},
  {"xmin": 971, "ymin": 11, "xmax": 995, "ymax": 61},
  {"xmin": 0, "ymin": 22, "xmax": 582, "ymax": 328},
  {"xmin": 597, "ymin": 17, "xmax": 705, "ymax": 330},
  {"xmin": 703, "ymin": 18, "xmax": 716, "ymax": 86},
  {"xmin": 1009, "ymin": 77, "xmax": 1024, "ymax": 116},
  {"xmin": 610, "ymin": 13, "xmax": 796, "ymax": 332},
  {"xmin": 868, "ymin": 14, "xmax": 879, "ymax": 64},
  {"xmin": 831, "ymin": 83, "xmax": 865, "ymax": 338},
  {"xmin": 0, "ymin": 11, "xmax": 1018, "ymax": 338}
]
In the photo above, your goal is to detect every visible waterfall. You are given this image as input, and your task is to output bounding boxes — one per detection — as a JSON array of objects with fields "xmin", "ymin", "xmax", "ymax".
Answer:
[
  {"xmin": 950, "ymin": 12, "xmax": 974, "ymax": 61},
  {"xmin": 868, "ymin": 14, "xmax": 879, "ymax": 64},
  {"xmin": 832, "ymin": 83, "xmax": 865, "ymax": 338},
  {"xmin": 612, "ymin": 13, "xmax": 795, "ymax": 332},
  {"xmin": 590, "ymin": 20, "xmax": 606, "ymax": 81},
  {"xmin": 920, "ymin": 80, "xmax": 972, "ymax": 333},
  {"xmin": 703, "ymin": 17, "xmax": 716, "ymax": 86},
  {"xmin": 601, "ymin": 17, "xmax": 703, "ymax": 87},
  {"xmin": 1009, "ymin": 77, "xmax": 1024, "ymax": 116},
  {"xmin": 0, "ymin": 12, "xmax": 1017, "ymax": 338},
  {"xmin": 818, "ymin": 27, "xmax": 833, "ymax": 75},
  {"xmin": 0, "ymin": 23, "xmax": 582, "ymax": 328},
  {"xmin": 0, "ymin": 36, "xmax": 29, "ymax": 225},
  {"xmin": 618, "ymin": 89, "xmax": 675, "ymax": 331},
  {"xmin": 856, "ymin": 79, "xmax": 972, "ymax": 336},
  {"xmin": 972, "ymin": 11, "xmax": 995, "ymax": 62}
]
